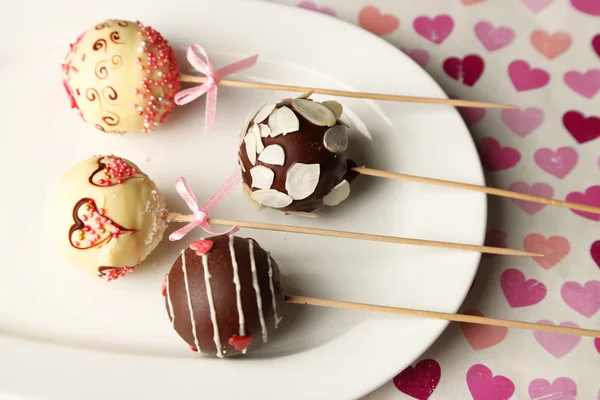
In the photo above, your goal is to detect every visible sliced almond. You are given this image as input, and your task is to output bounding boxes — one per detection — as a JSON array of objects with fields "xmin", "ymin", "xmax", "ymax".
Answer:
[
  {"xmin": 253, "ymin": 104, "xmax": 277, "ymax": 124},
  {"xmin": 250, "ymin": 165, "xmax": 274, "ymax": 189},
  {"xmin": 322, "ymin": 101, "xmax": 343, "ymax": 119},
  {"xmin": 291, "ymin": 98, "xmax": 336, "ymax": 127},
  {"xmin": 259, "ymin": 124, "xmax": 271, "ymax": 138},
  {"xmin": 323, "ymin": 125, "xmax": 348, "ymax": 153},
  {"xmin": 244, "ymin": 133, "xmax": 257, "ymax": 165},
  {"xmin": 258, "ymin": 144, "xmax": 285, "ymax": 166},
  {"xmin": 285, "ymin": 163, "xmax": 320, "ymax": 200},
  {"xmin": 238, "ymin": 154, "xmax": 246, "ymax": 172},
  {"xmin": 242, "ymin": 183, "xmax": 263, "ymax": 212},
  {"xmin": 323, "ymin": 180, "xmax": 350, "ymax": 206},
  {"xmin": 268, "ymin": 106, "xmax": 299, "ymax": 137},
  {"xmin": 297, "ymin": 90, "xmax": 314, "ymax": 99},
  {"xmin": 282, "ymin": 210, "xmax": 319, "ymax": 218},
  {"xmin": 251, "ymin": 189, "xmax": 293, "ymax": 209},
  {"xmin": 251, "ymin": 124, "xmax": 264, "ymax": 153}
]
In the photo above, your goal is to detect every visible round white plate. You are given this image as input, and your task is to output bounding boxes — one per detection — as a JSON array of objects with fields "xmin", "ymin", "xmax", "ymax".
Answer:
[{"xmin": 0, "ymin": 1, "xmax": 486, "ymax": 399}]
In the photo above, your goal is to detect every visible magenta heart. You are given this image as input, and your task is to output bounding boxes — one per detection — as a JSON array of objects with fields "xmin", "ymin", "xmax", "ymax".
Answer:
[
  {"xmin": 509, "ymin": 182, "xmax": 554, "ymax": 214},
  {"xmin": 508, "ymin": 60, "xmax": 550, "ymax": 91},
  {"xmin": 534, "ymin": 146, "xmax": 578, "ymax": 178},
  {"xmin": 460, "ymin": 106, "xmax": 486, "ymax": 126},
  {"xmin": 405, "ymin": 49, "xmax": 430, "ymax": 68},
  {"xmin": 561, "ymin": 280, "xmax": 600, "ymax": 318},
  {"xmin": 570, "ymin": 0, "xmax": 600, "ymax": 15},
  {"xmin": 467, "ymin": 364, "xmax": 515, "ymax": 400},
  {"xmin": 564, "ymin": 69, "xmax": 600, "ymax": 98},
  {"xmin": 483, "ymin": 229, "xmax": 508, "ymax": 259},
  {"xmin": 521, "ymin": 0, "xmax": 555, "ymax": 12},
  {"xmin": 528, "ymin": 377, "xmax": 577, "ymax": 400},
  {"xmin": 565, "ymin": 185, "xmax": 600, "ymax": 221},
  {"xmin": 593, "ymin": 34, "xmax": 600, "ymax": 58},
  {"xmin": 534, "ymin": 320, "xmax": 581, "ymax": 358},
  {"xmin": 592, "ymin": 241, "xmax": 600, "ymax": 269},
  {"xmin": 478, "ymin": 137, "xmax": 521, "ymax": 172},
  {"xmin": 393, "ymin": 359, "xmax": 441, "ymax": 400},
  {"xmin": 563, "ymin": 111, "xmax": 600, "ymax": 144},
  {"xmin": 595, "ymin": 337, "xmax": 600, "ymax": 353},
  {"xmin": 501, "ymin": 268, "xmax": 547, "ymax": 308},
  {"xmin": 443, "ymin": 54, "xmax": 484, "ymax": 86},
  {"xmin": 297, "ymin": 1, "xmax": 336, "ymax": 16},
  {"xmin": 501, "ymin": 107, "xmax": 544, "ymax": 137},
  {"xmin": 413, "ymin": 14, "xmax": 454, "ymax": 44},
  {"xmin": 474, "ymin": 21, "xmax": 515, "ymax": 51}
]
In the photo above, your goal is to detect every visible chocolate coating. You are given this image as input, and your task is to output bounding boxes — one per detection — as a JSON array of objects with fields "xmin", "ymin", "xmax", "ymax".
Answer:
[{"xmin": 164, "ymin": 235, "xmax": 286, "ymax": 357}]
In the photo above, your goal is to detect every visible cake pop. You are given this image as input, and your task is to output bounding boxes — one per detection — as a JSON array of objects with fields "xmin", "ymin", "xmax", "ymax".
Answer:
[{"xmin": 163, "ymin": 234, "xmax": 285, "ymax": 357}]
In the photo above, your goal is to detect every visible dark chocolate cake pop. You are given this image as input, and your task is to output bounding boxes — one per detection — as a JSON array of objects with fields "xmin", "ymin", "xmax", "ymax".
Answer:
[
  {"xmin": 237, "ymin": 93, "xmax": 358, "ymax": 215},
  {"xmin": 163, "ymin": 235, "xmax": 285, "ymax": 357}
]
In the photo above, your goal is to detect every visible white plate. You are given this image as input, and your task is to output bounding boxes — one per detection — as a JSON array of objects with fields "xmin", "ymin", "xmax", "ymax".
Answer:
[{"xmin": 0, "ymin": 1, "xmax": 486, "ymax": 399}]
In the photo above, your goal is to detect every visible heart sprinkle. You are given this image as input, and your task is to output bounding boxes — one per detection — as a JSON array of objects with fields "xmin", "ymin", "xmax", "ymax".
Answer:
[
  {"xmin": 161, "ymin": 273, "xmax": 168, "ymax": 296},
  {"xmin": 228, "ymin": 335, "xmax": 253, "ymax": 351},
  {"xmin": 189, "ymin": 239, "xmax": 214, "ymax": 256},
  {"xmin": 99, "ymin": 266, "xmax": 135, "ymax": 282}
]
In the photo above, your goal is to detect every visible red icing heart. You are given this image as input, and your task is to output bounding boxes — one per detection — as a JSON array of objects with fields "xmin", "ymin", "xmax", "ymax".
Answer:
[
  {"xmin": 563, "ymin": 111, "xmax": 600, "ymax": 144},
  {"xmin": 89, "ymin": 156, "xmax": 146, "ymax": 187},
  {"xmin": 443, "ymin": 54, "xmax": 485, "ymax": 86},
  {"xmin": 189, "ymin": 239, "xmax": 214, "ymax": 256},
  {"xmin": 228, "ymin": 335, "xmax": 252, "ymax": 351},
  {"xmin": 591, "ymin": 241, "xmax": 600, "ymax": 269},
  {"xmin": 189, "ymin": 345, "xmax": 198, "ymax": 352},
  {"xmin": 161, "ymin": 273, "xmax": 168, "ymax": 296},
  {"xmin": 69, "ymin": 198, "xmax": 134, "ymax": 250},
  {"xmin": 393, "ymin": 359, "xmax": 441, "ymax": 400}
]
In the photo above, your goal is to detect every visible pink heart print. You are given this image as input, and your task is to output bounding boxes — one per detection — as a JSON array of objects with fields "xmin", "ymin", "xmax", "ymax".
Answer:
[
  {"xmin": 478, "ymin": 137, "xmax": 521, "ymax": 172},
  {"xmin": 405, "ymin": 49, "xmax": 430, "ymax": 68},
  {"xmin": 593, "ymin": 34, "xmax": 600, "ymax": 58},
  {"xmin": 358, "ymin": 6, "xmax": 399, "ymax": 36},
  {"xmin": 534, "ymin": 320, "xmax": 581, "ymax": 358},
  {"xmin": 443, "ymin": 54, "xmax": 485, "ymax": 86},
  {"xmin": 393, "ymin": 359, "xmax": 441, "ymax": 400},
  {"xmin": 561, "ymin": 280, "xmax": 600, "ymax": 318},
  {"xmin": 508, "ymin": 60, "xmax": 550, "ymax": 91},
  {"xmin": 592, "ymin": 241, "xmax": 600, "ymax": 269},
  {"xmin": 523, "ymin": 233, "xmax": 570, "ymax": 270},
  {"xmin": 501, "ymin": 268, "xmax": 547, "ymax": 308},
  {"xmin": 297, "ymin": 2, "xmax": 336, "ymax": 16},
  {"xmin": 460, "ymin": 309, "xmax": 508, "ymax": 350},
  {"xmin": 520, "ymin": 0, "xmax": 555, "ymax": 12},
  {"xmin": 570, "ymin": 0, "xmax": 600, "ymax": 15},
  {"xmin": 530, "ymin": 30, "xmax": 572, "ymax": 59},
  {"xmin": 467, "ymin": 364, "xmax": 515, "ymax": 400},
  {"xmin": 483, "ymin": 229, "xmax": 508, "ymax": 259},
  {"xmin": 413, "ymin": 14, "xmax": 454, "ymax": 44},
  {"xmin": 563, "ymin": 111, "xmax": 600, "ymax": 144},
  {"xmin": 528, "ymin": 377, "xmax": 577, "ymax": 400},
  {"xmin": 565, "ymin": 185, "xmax": 600, "ymax": 221},
  {"xmin": 534, "ymin": 147, "xmax": 578, "ymax": 179},
  {"xmin": 564, "ymin": 69, "xmax": 600, "ymax": 98},
  {"xmin": 595, "ymin": 337, "xmax": 600, "ymax": 353},
  {"xmin": 501, "ymin": 107, "xmax": 544, "ymax": 137},
  {"xmin": 474, "ymin": 22, "xmax": 515, "ymax": 51},
  {"xmin": 508, "ymin": 182, "xmax": 554, "ymax": 214}
]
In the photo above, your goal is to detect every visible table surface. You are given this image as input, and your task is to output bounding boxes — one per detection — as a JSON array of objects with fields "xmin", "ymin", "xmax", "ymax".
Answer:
[{"xmin": 265, "ymin": 0, "xmax": 600, "ymax": 399}]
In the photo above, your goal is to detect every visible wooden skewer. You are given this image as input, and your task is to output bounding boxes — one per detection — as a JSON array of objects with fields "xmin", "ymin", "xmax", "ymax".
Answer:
[
  {"xmin": 286, "ymin": 295, "xmax": 600, "ymax": 338},
  {"xmin": 178, "ymin": 74, "xmax": 515, "ymax": 109},
  {"xmin": 168, "ymin": 213, "xmax": 541, "ymax": 257},
  {"xmin": 354, "ymin": 167, "xmax": 600, "ymax": 216}
]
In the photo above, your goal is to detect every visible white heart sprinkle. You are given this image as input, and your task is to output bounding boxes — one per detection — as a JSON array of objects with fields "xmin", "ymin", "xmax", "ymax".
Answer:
[
  {"xmin": 323, "ymin": 125, "xmax": 348, "ymax": 153},
  {"xmin": 251, "ymin": 124, "xmax": 264, "ymax": 153},
  {"xmin": 253, "ymin": 104, "xmax": 277, "ymax": 124},
  {"xmin": 244, "ymin": 133, "xmax": 257, "ymax": 165},
  {"xmin": 258, "ymin": 144, "xmax": 285, "ymax": 166},
  {"xmin": 322, "ymin": 101, "xmax": 343, "ymax": 119},
  {"xmin": 268, "ymin": 106, "xmax": 299, "ymax": 137},
  {"xmin": 250, "ymin": 165, "xmax": 274, "ymax": 189},
  {"xmin": 285, "ymin": 163, "xmax": 320, "ymax": 200},
  {"xmin": 291, "ymin": 98, "xmax": 336, "ymax": 127},
  {"xmin": 259, "ymin": 124, "xmax": 271, "ymax": 138},
  {"xmin": 323, "ymin": 180, "xmax": 350, "ymax": 206},
  {"xmin": 251, "ymin": 189, "xmax": 293, "ymax": 208},
  {"xmin": 242, "ymin": 183, "xmax": 263, "ymax": 211}
]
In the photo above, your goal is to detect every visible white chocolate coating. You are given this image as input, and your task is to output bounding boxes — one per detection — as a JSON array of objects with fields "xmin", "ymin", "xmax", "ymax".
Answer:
[
  {"xmin": 46, "ymin": 155, "xmax": 168, "ymax": 278},
  {"xmin": 62, "ymin": 19, "xmax": 180, "ymax": 134}
]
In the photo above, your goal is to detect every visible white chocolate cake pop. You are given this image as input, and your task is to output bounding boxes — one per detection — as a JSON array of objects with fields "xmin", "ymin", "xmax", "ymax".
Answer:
[
  {"xmin": 47, "ymin": 155, "xmax": 168, "ymax": 280},
  {"xmin": 62, "ymin": 19, "xmax": 180, "ymax": 134}
]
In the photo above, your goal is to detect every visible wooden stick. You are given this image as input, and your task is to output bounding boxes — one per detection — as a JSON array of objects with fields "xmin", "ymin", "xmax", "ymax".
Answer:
[
  {"xmin": 178, "ymin": 74, "xmax": 515, "ymax": 109},
  {"xmin": 286, "ymin": 295, "xmax": 600, "ymax": 338},
  {"xmin": 168, "ymin": 213, "xmax": 541, "ymax": 257},
  {"xmin": 354, "ymin": 167, "xmax": 600, "ymax": 216}
]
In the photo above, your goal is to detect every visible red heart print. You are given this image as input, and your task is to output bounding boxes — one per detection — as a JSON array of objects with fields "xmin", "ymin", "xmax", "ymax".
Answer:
[
  {"xmin": 467, "ymin": 364, "xmax": 515, "ymax": 400},
  {"xmin": 565, "ymin": 185, "xmax": 600, "ymax": 221},
  {"xmin": 508, "ymin": 60, "xmax": 550, "ymax": 91},
  {"xmin": 564, "ymin": 69, "xmax": 600, "ymax": 99},
  {"xmin": 89, "ymin": 155, "xmax": 146, "ymax": 187},
  {"xmin": 358, "ymin": 6, "xmax": 399, "ymax": 36},
  {"xmin": 443, "ymin": 54, "xmax": 484, "ymax": 86},
  {"xmin": 189, "ymin": 239, "xmax": 214, "ymax": 256},
  {"xmin": 501, "ymin": 107, "xmax": 544, "ymax": 137},
  {"xmin": 523, "ymin": 233, "xmax": 570, "ymax": 270},
  {"xmin": 534, "ymin": 147, "xmax": 578, "ymax": 179},
  {"xmin": 474, "ymin": 21, "xmax": 515, "ymax": 51},
  {"xmin": 561, "ymin": 280, "xmax": 600, "ymax": 318},
  {"xmin": 413, "ymin": 14, "xmax": 454, "ymax": 44},
  {"xmin": 592, "ymin": 241, "xmax": 600, "ymax": 269},
  {"xmin": 393, "ymin": 359, "xmax": 441, "ymax": 400},
  {"xmin": 460, "ymin": 309, "xmax": 508, "ymax": 350},
  {"xmin": 570, "ymin": 0, "xmax": 600, "ymax": 15},
  {"xmin": 228, "ymin": 335, "xmax": 253, "ymax": 351},
  {"xmin": 482, "ymin": 229, "xmax": 508, "ymax": 259},
  {"xmin": 593, "ymin": 34, "xmax": 600, "ymax": 58},
  {"xmin": 508, "ymin": 182, "xmax": 554, "ymax": 215},
  {"xmin": 161, "ymin": 273, "xmax": 168, "ymax": 297},
  {"xmin": 297, "ymin": 2, "xmax": 336, "ymax": 16},
  {"xmin": 500, "ymin": 268, "xmax": 547, "ymax": 308},
  {"xmin": 528, "ymin": 377, "xmax": 577, "ymax": 400},
  {"xmin": 563, "ymin": 111, "xmax": 600, "ymax": 144},
  {"xmin": 595, "ymin": 337, "xmax": 600, "ymax": 353},
  {"xmin": 478, "ymin": 137, "xmax": 521, "ymax": 172},
  {"xmin": 534, "ymin": 320, "xmax": 581, "ymax": 358}
]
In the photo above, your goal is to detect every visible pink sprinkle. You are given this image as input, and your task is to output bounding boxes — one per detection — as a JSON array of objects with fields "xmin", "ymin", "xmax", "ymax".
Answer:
[{"xmin": 98, "ymin": 208, "xmax": 105, "ymax": 215}]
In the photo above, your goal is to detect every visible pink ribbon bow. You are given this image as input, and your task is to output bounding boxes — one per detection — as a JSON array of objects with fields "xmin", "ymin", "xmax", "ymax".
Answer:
[
  {"xmin": 174, "ymin": 44, "xmax": 259, "ymax": 134},
  {"xmin": 168, "ymin": 168, "xmax": 243, "ymax": 241}
]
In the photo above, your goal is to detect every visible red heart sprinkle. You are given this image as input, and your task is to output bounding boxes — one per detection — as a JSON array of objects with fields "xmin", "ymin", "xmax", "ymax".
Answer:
[
  {"xmin": 189, "ymin": 239, "xmax": 214, "ymax": 256},
  {"xmin": 189, "ymin": 345, "xmax": 198, "ymax": 352},
  {"xmin": 246, "ymin": 237, "xmax": 260, "ymax": 246},
  {"xmin": 161, "ymin": 273, "xmax": 168, "ymax": 297},
  {"xmin": 228, "ymin": 335, "xmax": 253, "ymax": 351}
]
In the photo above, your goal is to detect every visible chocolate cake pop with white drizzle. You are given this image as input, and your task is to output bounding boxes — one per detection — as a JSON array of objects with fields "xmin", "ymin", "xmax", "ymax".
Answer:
[
  {"xmin": 163, "ymin": 235, "xmax": 285, "ymax": 357},
  {"xmin": 238, "ymin": 93, "xmax": 359, "ymax": 215}
]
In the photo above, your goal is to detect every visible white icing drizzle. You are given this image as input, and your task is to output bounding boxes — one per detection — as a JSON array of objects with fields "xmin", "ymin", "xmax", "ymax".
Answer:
[
  {"xmin": 229, "ymin": 235, "xmax": 247, "ymax": 354},
  {"xmin": 182, "ymin": 250, "xmax": 202, "ymax": 353},
  {"xmin": 267, "ymin": 253, "xmax": 282, "ymax": 328},
  {"xmin": 203, "ymin": 252, "xmax": 223, "ymax": 358},
  {"xmin": 166, "ymin": 275, "xmax": 175, "ymax": 328},
  {"xmin": 249, "ymin": 240, "xmax": 268, "ymax": 343}
]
